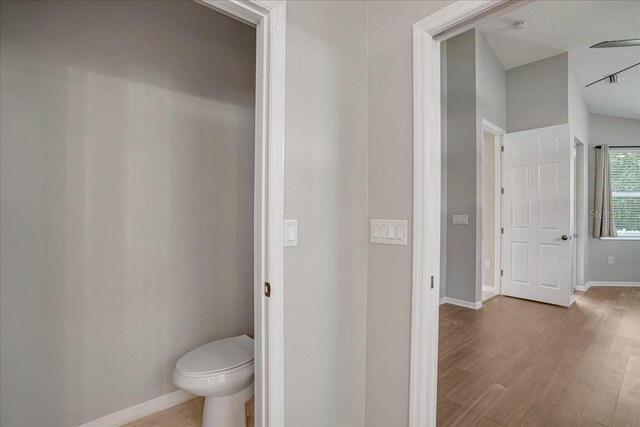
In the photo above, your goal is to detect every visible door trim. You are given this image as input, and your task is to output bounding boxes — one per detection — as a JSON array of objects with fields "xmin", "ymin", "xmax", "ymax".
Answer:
[
  {"xmin": 410, "ymin": 1, "xmax": 529, "ymax": 425},
  {"xmin": 195, "ymin": 1, "xmax": 286, "ymax": 425}
]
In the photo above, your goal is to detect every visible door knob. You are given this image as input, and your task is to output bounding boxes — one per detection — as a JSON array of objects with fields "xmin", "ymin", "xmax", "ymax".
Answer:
[{"xmin": 561, "ymin": 235, "xmax": 569, "ymax": 240}]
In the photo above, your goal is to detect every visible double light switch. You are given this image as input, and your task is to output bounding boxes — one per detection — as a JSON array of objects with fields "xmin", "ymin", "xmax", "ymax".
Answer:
[{"xmin": 371, "ymin": 219, "xmax": 408, "ymax": 246}]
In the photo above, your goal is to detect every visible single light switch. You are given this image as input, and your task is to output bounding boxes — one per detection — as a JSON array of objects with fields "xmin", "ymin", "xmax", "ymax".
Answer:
[{"xmin": 284, "ymin": 219, "xmax": 298, "ymax": 247}]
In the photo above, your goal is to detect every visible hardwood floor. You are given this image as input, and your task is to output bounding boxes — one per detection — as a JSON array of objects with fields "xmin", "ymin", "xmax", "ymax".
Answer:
[
  {"xmin": 437, "ymin": 287, "xmax": 640, "ymax": 427},
  {"xmin": 122, "ymin": 398, "xmax": 203, "ymax": 427}
]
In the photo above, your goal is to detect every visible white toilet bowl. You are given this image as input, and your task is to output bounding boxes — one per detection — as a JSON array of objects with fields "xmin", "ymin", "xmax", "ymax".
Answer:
[{"xmin": 173, "ymin": 335, "xmax": 254, "ymax": 427}]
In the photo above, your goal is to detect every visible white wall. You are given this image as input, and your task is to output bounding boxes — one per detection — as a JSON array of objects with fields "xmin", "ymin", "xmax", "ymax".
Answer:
[
  {"xmin": 0, "ymin": 2, "xmax": 255, "ymax": 425},
  {"xmin": 365, "ymin": 1, "xmax": 452, "ymax": 425},
  {"xmin": 568, "ymin": 62, "xmax": 590, "ymax": 145},
  {"xmin": 568, "ymin": 60, "xmax": 590, "ymax": 286},
  {"xmin": 506, "ymin": 53, "xmax": 569, "ymax": 133},
  {"xmin": 587, "ymin": 114, "xmax": 640, "ymax": 282},
  {"xmin": 284, "ymin": 1, "xmax": 369, "ymax": 425}
]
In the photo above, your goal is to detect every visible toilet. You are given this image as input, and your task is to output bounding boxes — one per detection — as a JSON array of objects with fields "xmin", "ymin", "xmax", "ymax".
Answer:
[{"xmin": 173, "ymin": 335, "xmax": 254, "ymax": 427}]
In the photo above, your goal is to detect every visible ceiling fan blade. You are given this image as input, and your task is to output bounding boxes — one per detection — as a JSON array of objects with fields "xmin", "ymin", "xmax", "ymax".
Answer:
[{"xmin": 590, "ymin": 39, "xmax": 640, "ymax": 48}]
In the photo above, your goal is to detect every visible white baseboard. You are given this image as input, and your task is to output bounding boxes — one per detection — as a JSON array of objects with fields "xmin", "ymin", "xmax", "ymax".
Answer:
[
  {"xmin": 575, "ymin": 281, "xmax": 640, "ymax": 292},
  {"xmin": 78, "ymin": 390, "xmax": 194, "ymax": 427},
  {"xmin": 440, "ymin": 297, "xmax": 482, "ymax": 310}
]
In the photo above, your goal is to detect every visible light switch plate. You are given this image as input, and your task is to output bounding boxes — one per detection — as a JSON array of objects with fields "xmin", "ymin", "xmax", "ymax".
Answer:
[
  {"xmin": 452, "ymin": 214, "xmax": 469, "ymax": 225},
  {"xmin": 284, "ymin": 219, "xmax": 298, "ymax": 247},
  {"xmin": 371, "ymin": 219, "xmax": 407, "ymax": 246}
]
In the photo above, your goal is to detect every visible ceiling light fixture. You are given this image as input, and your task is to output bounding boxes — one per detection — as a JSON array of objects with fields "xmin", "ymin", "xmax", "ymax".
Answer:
[
  {"xmin": 606, "ymin": 74, "xmax": 620, "ymax": 84},
  {"xmin": 513, "ymin": 21, "xmax": 527, "ymax": 30},
  {"xmin": 586, "ymin": 62, "xmax": 639, "ymax": 87}
]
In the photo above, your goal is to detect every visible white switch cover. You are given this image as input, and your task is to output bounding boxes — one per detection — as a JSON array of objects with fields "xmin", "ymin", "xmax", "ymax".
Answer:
[
  {"xmin": 452, "ymin": 214, "xmax": 469, "ymax": 225},
  {"xmin": 284, "ymin": 219, "xmax": 298, "ymax": 247},
  {"xmin": 371, "ymin": 219, "xmax": 407, "ymax": 246}
]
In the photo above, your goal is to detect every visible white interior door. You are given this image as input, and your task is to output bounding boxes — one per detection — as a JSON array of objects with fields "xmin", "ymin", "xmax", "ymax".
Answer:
[{"xmin": 502, "ymin": 124, "xmax": 573, "ymax": 307}]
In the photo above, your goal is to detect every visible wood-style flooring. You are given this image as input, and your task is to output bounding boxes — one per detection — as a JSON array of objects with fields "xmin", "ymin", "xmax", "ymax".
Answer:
[
  {"xmin": 437, "ymin": 286, "xmax": 640, "ymax": 427},
  {"xmin": 122, "ymin": 398, "xmax": 203, "ymax": 427}
]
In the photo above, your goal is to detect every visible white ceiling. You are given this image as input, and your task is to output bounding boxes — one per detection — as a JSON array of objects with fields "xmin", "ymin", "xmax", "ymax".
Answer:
[{"xmin": 477, "ymin": 0, "xmax": 640, "ymax": 120}]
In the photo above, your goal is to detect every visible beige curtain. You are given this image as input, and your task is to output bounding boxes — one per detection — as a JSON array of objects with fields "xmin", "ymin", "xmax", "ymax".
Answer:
[{"xmin": 593, "ymin": 145, "xmax": 617, "ymax": 237}]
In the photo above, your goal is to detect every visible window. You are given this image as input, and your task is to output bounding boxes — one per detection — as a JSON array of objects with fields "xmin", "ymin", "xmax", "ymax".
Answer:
[{"xmin": 610, "ymin": 147, "xmax": 640, "ymax": 237}]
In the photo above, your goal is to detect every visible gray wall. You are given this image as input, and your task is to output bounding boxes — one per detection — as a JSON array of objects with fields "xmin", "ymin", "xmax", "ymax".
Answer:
[
  {"xmin": 440, "ymin": 29, "xmax": 506, "ymax": 304},
  {"xmin": 445, "ymin": 30, "xmax": 478, "ymax": 303},
  {"xmin": 440, "ymin": 43, "xmax": 449, "ymax": 297},
  {"xmin": 476, "ymin": 32, "xmax": 507, "ymax": 132},
  {"xmin": 587, "ymin": 114, "xmax": 640, "ymax": 282},
  {"xmin": 506, "ymin": 53, "xmax": 569, "ymax": 133},
  {"xmin": 284, "ymin": 1, "xmax": 368, "ymax": 425},
  {"xmin": 475, "ymin": 31, "xmax": 506, "ymax": 301},
  {"xmin": 0, "ymin": 2, "xmax": 255, "ymax": 425},
  {"xmin": 366, "ymin": 1, "xmax": 452, "ymax": 425}
]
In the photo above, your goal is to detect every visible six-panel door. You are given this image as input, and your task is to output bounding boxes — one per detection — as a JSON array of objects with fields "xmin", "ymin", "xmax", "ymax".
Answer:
[{"xmin": 502, "ymin": 124, "xmax": 573, "ymax": 307}]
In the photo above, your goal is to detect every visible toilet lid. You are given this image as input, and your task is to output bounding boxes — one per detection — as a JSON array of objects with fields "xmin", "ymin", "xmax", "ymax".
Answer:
[{"xmin": 176, "ymin": 335, "xmax": 254, "ymax": 376}]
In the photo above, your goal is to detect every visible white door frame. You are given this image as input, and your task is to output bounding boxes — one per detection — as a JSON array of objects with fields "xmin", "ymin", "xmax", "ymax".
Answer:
[
  {"xmin": 482, "ymin": 119, "xmax": 505, "ymax": 297},
  {"xmin": 572, "ymin": 137, "xmax": 587, "ymax": 290},
  {"xmin": 410, "ymin": 1, "xmax": 529, "ymax": 425},
  {"xmin": 196, "ymin": 1, "xmax": 286, "ymax": 425}
]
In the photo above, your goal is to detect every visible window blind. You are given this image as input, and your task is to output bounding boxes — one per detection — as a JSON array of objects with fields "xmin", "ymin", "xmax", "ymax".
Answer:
[{"xmin": 609, "ymin": 148, "xmax": 640, "ymax": 236}]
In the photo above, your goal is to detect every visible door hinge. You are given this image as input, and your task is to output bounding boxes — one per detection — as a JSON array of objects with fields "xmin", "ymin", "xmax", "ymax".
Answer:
[
  {"xmin": 501, "ymin": 270, "xmax": 504, "ymax": 276},
  {"xmin": 501, "ymin": 146, "xmax": 504, "ymax": 152},
  {"xmin": 501, "ymin": 227, "xmax": 504, "ymax": 234},
  {"xmin": 430, "ymin": 276, "xmax": 434, "ymax": 289},
  {"xmin": 501, "ymin": 188, "xmax": 504, "ymax": 194},
  {"xmin": 264, "ymin": 282, "xmax": 271, "ymax": 298}
]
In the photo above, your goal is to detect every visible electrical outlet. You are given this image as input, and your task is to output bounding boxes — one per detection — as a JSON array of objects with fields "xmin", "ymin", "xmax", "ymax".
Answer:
[
  {"xmin": 485, "ymin": 259, "xmax": 491, "ymax": 268},
  {"xmin": 608, "ymin": 257, "xmax": 614, "ymax": 265}
]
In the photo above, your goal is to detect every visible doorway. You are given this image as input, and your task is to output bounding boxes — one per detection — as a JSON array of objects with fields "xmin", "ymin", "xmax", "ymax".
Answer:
[
  {"xmin": 198, "ymin": 2, "xmax": 287, "ymax": 425},
  {"xmin": 481, "ymin": 121, "xmax": 504, "ymax": 302}
]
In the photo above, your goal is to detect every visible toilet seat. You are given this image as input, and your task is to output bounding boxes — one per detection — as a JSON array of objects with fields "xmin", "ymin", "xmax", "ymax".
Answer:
[
  {"xmin": 172, "ymin": 335, "xmax": 255, "ymax": 426},
  {"xmin": 175, "ymin": 335, "xmax": 254, "ymax": 377}
]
